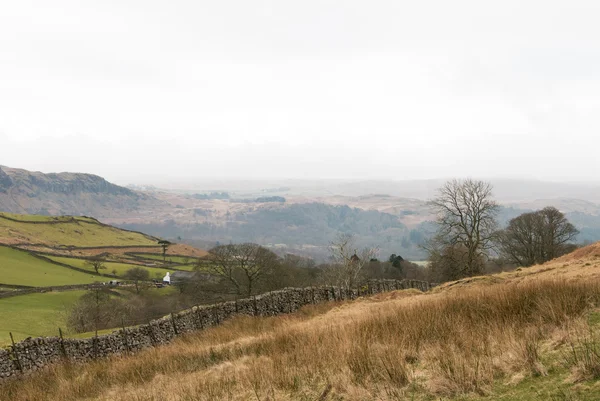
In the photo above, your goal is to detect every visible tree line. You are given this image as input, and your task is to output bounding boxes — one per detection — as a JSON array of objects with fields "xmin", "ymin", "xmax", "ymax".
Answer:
[
  {"xmin": 67, "ymin": 236, "xmax": 425, "ymax": 333},
  {"xmin": 425, "ymin": 179, "xmax": 579, "ymax": 282}
]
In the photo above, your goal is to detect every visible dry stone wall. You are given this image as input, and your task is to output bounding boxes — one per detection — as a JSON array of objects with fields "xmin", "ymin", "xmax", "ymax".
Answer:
[{"xmin": 0, "ymin": 279, "xmax": 432, "ymax": 380}]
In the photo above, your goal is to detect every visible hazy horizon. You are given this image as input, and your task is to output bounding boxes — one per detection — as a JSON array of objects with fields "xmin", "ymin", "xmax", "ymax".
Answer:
[
  {"xmin": 2, "ymin": 1, "xmax": 599, "ymax": 184},
  {"xmin": 5, "ymin": 163, "xmax": 600, "ymax": 190}
]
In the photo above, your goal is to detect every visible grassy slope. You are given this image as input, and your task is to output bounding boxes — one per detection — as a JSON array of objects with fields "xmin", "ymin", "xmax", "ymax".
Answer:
[
  {"xmin": 0, "ymin": 286, "xmax": 180, "ymax": 345},
  {"xmin": 0, "ymin": 213, "xmax": 206, "ymax": 348},
  {"xmin": 0, "ymin": 290, "xmax": 86, "ymax": 343},
  {"xmin": 46, "ymin": 256, "xmax": 172, "ymax": 280},
  {"xmin": 0, "ymin": 213, "xmax": 156, "ymax": 247},
  {"xmin": 5, "ymin": 244, "xmax": 600, "ymax": 400},
  {"xmin": 0, "ymin": 246, "xmax": 101, "ymax": 287}
]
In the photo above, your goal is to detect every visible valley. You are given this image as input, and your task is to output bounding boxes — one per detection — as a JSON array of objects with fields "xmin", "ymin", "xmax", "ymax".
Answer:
[
  {"xmin": 4, "ymin": 165, "xmax": 600, "ymax": 262},
  {"xmin": 2, "ymin": 2, "xmax": 597, "ymax": 398},
  {"xmin": 0, "ymin": 212, "xmax": 205, "ymax": 343}
]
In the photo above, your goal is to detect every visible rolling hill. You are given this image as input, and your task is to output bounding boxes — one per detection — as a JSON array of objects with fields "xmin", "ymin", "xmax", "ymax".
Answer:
[
  {"xmin": 0, "ymin": 165, "xmax": 165, "ymax": 217},
  {"xmin": 0, "ymin": 212, "xmax": 157, "ymax": 247},
  {"xmin": 0, "ymin": 212, "xmax": 208, "ymax": 343},
  {"xmin": 4, "ymin": 165, "xmax": 600, "ymax": 263}
]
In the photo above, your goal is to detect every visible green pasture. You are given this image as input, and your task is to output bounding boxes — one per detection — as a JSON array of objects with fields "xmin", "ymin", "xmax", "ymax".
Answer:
[
  {"xmin": 0, "ymin": 290, "xmax": 86, "ymax": 345},
  {"xmin": 0, "ymin": 246, "xmax": 101, "ymax": 287},
  {"xmin": 47, "ymin": 256, "xmax": 172, "ymax": 280},
  {"xmin": 0, "ymin": 215, "xmax": 157, "ymax": 247}
]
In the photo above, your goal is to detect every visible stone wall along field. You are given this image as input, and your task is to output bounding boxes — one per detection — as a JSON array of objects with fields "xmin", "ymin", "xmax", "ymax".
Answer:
[{"xmin": 0, "ymin": 279, "xmax": 432, "ymax": 380}]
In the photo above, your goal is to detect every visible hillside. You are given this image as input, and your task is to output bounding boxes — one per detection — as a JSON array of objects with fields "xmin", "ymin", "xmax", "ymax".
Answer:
[
  {"xmin": 0, "ymin": 212, "xmax": 157, "ymax": 247},
  {"xmin": 0, "ymin": 212, "xmax": 208, "ymax": 343},
  {"xmin": 119, "ymin": 201, "xmax": 428, "ymax": 260},
  {"xmin": 111, "ymin": 188, "xmax": 600, "ymax": 261},
  {"xmin": 4, "ymin": 165, "xmax": 600, "ymax": 261},
  {"xmin": 0, "ymin": 165, "xmax": 165, "ymax": 217},
  {"xmin": 0, "ymin": 246, "xmax": 100, "ymax": 287},
  {"xmin": 3, "ymin": 244, "xmax": 600, "ymax": 400}
]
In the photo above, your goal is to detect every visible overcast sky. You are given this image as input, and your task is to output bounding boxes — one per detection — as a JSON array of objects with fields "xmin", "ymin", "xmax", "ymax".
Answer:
[{"xmin": 1, "ymin": 1, "xmax": 599, "ymax": 185}]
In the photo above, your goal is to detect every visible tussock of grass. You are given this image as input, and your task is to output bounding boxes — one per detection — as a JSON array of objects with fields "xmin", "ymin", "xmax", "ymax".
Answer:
[
  {"xmin": 565, "ymin": 333, "xmax": 600, "ymax": 382},
  {"xmin": 3, "ymin": 278, "xmax": 600, "ymax": 400}
]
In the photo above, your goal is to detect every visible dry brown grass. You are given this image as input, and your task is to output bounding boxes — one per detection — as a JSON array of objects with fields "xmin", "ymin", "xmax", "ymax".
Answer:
[
  {"xmin": 2, "ymin": 279, "xmax": 600, "ymax": 400},
  {"xmin": 5, "ymin": 247, "xmax": 600, "ymax": 400}
]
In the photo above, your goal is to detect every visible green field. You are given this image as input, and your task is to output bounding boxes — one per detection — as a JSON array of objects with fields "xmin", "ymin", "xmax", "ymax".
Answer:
[
  {"xmin": 0, "ymin": 290, "xmax": 87, "ymax": 344},
  {"xmin": 47, "ymin": 256, "xmax": 172, "ymax": 280},
  {"xmin": 0, "ymin": 213, "xmax": 157, "ymax": 247},
  {"xmin": 0, "ymin": 246, "xmax": 101, "ymax": 287},
  {"xmin": 0, "ymin": 286, "xmax": 179, "ymax": 345}
]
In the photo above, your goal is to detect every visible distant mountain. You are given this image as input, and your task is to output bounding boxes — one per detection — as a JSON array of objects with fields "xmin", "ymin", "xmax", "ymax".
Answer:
[
  {"xmin": 5, "ymin": 166, "xmax": 600, "ymax": 262},
  {"xmin": 0, "ymin": 165, "xmax": 165, "ymax": 217}
]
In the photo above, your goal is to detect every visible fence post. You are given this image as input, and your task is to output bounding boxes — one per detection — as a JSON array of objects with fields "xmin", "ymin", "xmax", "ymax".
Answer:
[
  {"xmin": 146, "ymin": 320, "xmax": 156, "ymax": 346},
  {"xmin": 121, "ymin": 318, "xmax": 130, "ymax": 352},
  {"xmin": 171, "ymin": 312, "xmax": 179, "ymax": 336},
  {"xmin": 58, "ymin": 327, "xmax": 68, "ymax": 360},
  {"xmin": 196, "ymin": 305, "xmax": 204, "ymax": 329},
  {"xmin": 215, "ymin": 306, "xmax": 221, "ymax": 324},
  {"xmin": 93, "ymin": 330, "xmax": 98, "ymax": 359},
  {"xmin": 9, "ymin": 332, "xmax": 23, "ymax": 374}
]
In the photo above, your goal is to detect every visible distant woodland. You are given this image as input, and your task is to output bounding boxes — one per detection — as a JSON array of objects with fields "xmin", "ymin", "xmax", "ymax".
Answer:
[{"xmin": 120, "ymin": 203, "xmax": 429, "ymax": 260}]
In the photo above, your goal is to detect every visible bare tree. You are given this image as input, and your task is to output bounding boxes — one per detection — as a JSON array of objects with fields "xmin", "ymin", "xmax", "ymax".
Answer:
[
  {"xmin": 426, "ymin": 179, "xmax": 499, "ymax": 278},
  {"xmin": 427, "ymin": 243, "xmax": 486, "ymax": 282},
  {"xmin": 497, "ymin": 207, "xmax": 579, "ymax": 266},
  {"xmin": 201, "ymin": 244, "xmax": 241, "ymax": 294},
  {"xmin": 123, "ymin": 267, "xmax": 150, "ymax": 294},
  {"xmin": 67, "ymin": 288, "xmax": 123, "ymax": 333},
  {"xmin": 86, "ymin": 257, "xmax": 107, "ymax": 275},
  {"xmin": 201, "ymin": 243, "xmax": 280, "ymax": 296},
  {"xmin": 324, "ymin": 233, "xmax": 377, "ymax": 289}
]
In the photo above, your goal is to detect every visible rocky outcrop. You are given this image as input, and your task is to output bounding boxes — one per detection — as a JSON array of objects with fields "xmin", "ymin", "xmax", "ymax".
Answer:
[
  {"xmin": 2, "ymin": 166, "xmax": 134, "ymax": 196},
  {"xmin": 0, "ymin": 168, "xmax": 12, "ymax": 193},
  {"xmin": 0, "ymin": 166, "xmax": 165, "ymax": 217}
]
